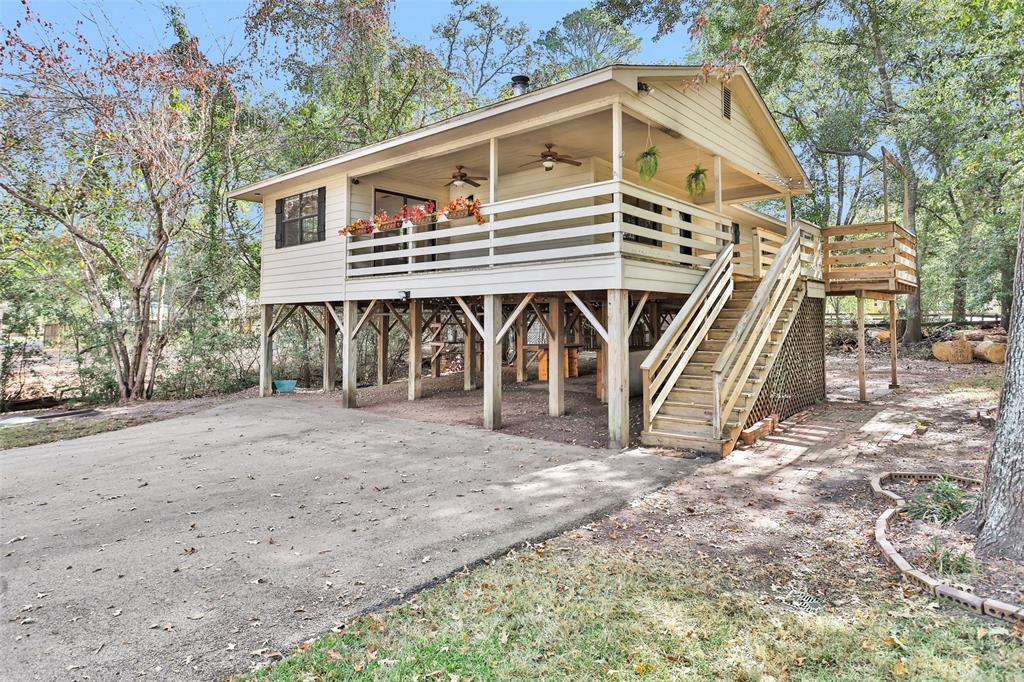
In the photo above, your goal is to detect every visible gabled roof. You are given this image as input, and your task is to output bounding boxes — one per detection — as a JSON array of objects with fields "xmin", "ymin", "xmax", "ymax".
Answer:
[{"xmin": 228, "ymin": 64, "xmax": 808, "ymax": 202}]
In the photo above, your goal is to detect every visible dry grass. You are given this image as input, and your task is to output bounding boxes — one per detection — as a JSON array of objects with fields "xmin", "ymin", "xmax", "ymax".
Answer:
[
  {"xmin": 941, "ymin": 373, "xmax": 1004, "ymax": 402},
  {"xmin": 0, "ymin": 415, "xmax": 156, "ymax": 450},
  {"xmin": 244, "ymin": 546, "xmax": 1023, "ymax": 681}
]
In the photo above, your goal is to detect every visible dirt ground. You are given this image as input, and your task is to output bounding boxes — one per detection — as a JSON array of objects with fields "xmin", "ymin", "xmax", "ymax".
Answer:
[{"xmin": 539, "ymin": 353, "xmax": 1021, "ymax": 625}]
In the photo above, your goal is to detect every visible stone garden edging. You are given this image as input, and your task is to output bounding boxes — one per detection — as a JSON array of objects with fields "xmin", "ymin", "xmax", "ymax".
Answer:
[{"xmin": 869, "ymin": 471, "xmax": 1024, "ymax": 625}]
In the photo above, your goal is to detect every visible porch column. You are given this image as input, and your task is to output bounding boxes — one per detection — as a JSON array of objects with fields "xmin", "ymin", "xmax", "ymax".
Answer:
[
  {"xmin": 259, "ymin": 304, "xmax": 273, "ymax": 397},
  {"xmin": 482, "ymin": 294, "xmax": 502, "ymax": 429},
  {"xmin": 514, "ymin": 314, "xmax": 526, "ymax": 383},
  {"xmin": 408, "ymin": 299, "xmax": 422, "ymax": 400},
  {"xmin": 464, "ymin": 305, "xmax": 477, "ymax": 391},
  {"xmin": 607, "ymin": 289, "xmax": 630, "ymax": 449},
  {"xmin": 377, "ymin": 307, "xmax": 389, "ymax": 385},
  {"xmin": 611, "ymin": 101, "xmax": 623, "ymax": 179},
  {"xmin": 323, "ymin": 303, "xmax": 337, "ymax": 392},
  {"xmin": 341, "ymin": 299, "xmax": 358, "ymax": 407},
  {"xmin": 713, "ymin": 154, "xmax": 723, "ymax": 213},
  {"xmin": 548, "ymin": 297, "xmax": 564, "ymax": 417}
]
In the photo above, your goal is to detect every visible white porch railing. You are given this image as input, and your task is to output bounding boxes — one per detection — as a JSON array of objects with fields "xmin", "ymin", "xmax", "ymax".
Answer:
[{"xmin": 344, "ymin": 180, "xmax": 732, "ymax": 278}]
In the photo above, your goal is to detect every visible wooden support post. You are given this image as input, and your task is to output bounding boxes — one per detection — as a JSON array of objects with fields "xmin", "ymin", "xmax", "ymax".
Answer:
[
  {"xmin": 464, "ymin": 305, "xmax": 477, "ymax": 391},
  {"xmin": 341, "ymin": 300, "xmax": 357, "ymax": 407},
  {"xmin": 889, "ymin": 299, "xmax": 899, "ymax": 389},
  {"xmin": 611, "ymin": 101, "xmax": 623, "ymax": 180},
  {"xmin": 482, "ymin": 294, "xmax": 502, "ymax": 429},
  {"xmin": 548, "ymin": 297, "xmax": 564, "ymax": 417},
  {"xmin": 597, "ymin": 301, "xmax": 608, "ymax": 403},
  {"xmin": 856, "ymin": 293, "xmax": 867, "ymax": 402},
  {"xmin": 607, "ymin": 289, "xmax": 629, "ymax": 449},
  {"xmin": 323, "ymin": 303, "xmax": 337, "ymax": 392},
  {"xmin": 751, "ymin": 228, "xmax": 763, "ymax": 279},
  {"xmin": 514, "ymin": 314, "xmax": 526, "ymax": 383},
  {"xmin": 377, "ymin": 307, "xmax": 389, "ymax": 385},
  {"xmin": 408, "ymin": 299, "xmax": 422, "ymax": 400},
  {"xmin": 259, "ymin": 304, "xmax": 273, "ymax": 397},
  {"xmin": 430, "ymin": 314, "xmax": 442, "ymax": 378},
  {"xmin": 713, "ymin": 154, "xmax": 722, "ymax": 213}
]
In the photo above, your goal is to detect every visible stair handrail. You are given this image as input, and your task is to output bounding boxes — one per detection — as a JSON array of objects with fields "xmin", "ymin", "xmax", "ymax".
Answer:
[
  {"xmin": 640, "ymin": 244, "xmax": 734, "ymax": 432},
  {"xmin": 711, "ymin": 227, "xmax": 803, "ymax": 434}
]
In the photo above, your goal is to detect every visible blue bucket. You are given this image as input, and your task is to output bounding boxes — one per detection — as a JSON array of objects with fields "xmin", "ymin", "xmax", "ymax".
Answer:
[{"xmin": 272, "ymin": 379, "xmax": 297, "ymax": 394}]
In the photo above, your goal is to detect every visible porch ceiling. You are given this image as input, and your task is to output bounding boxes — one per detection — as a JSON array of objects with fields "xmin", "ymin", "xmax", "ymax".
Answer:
[{"xmin": 364, "ymin": 110, "xmax": 779, "ymax": 206}]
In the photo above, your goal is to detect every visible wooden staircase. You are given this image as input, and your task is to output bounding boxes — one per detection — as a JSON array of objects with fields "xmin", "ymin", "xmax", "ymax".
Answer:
[{"xmin": 641, "ymin": 228, "xmax": 808, "ymax": 456}]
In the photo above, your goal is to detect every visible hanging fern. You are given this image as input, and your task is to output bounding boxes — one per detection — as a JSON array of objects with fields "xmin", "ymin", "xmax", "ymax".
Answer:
[
  {"xmin": 636, "ymin": 146, "xmax": 658, "ymax": 182},
  {"xmin": 687, "ymin": 164, "xmax": 708, "ymax": 199}
]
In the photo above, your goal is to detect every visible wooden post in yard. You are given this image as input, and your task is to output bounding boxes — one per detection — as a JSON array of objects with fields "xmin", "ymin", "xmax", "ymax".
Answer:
[
  {"xmin": 856, "ymin": 292, "xmax": 866, "ymax": 402},
  {"xmin": 889, "ymin": 299, "xmax": 899, "ymax": 388},
  {"xmin": 341, "ymin": 300, "xmax": 357, "ymax": 407},
  {"xmin": 514, "ymin": 314, "xmax": 526, "ymax": 383},
  {"xmin": 464, "ymin": 305, "xmax": 477, "ymax": 391},
  {"xmin": 377, "ymin": 307, "xmax": 389, "ymax": 385},
  {"xmin": 483, "ymin": 294, "xmax": 502, "ymax": 429},
  {"xmin": 408, "ymin": 299, "xmax": 422, "ymax": 400},
  {"xmin": 259, "ymin": 304, "xmax": 273, "ymax": 397},
  {"xmin": 607, "ymin": 289, "xmax": 630, "ymax": 449},
  {"xmin": 323, "ymin": 303, "xmax": 337, "ymax": 392},
  {"xmin": 548, "ymin": 296, "xmax": 564, "ymax": 416}
]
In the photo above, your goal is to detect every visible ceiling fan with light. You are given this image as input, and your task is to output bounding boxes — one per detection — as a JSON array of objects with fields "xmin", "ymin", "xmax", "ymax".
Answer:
[
  {"xmin": 443, "ymin": 165, "xmax": 486, "ymax": 188},
  {"xmin": 521, "ymin": 143, "xmax": 582, "ymax": 171}
]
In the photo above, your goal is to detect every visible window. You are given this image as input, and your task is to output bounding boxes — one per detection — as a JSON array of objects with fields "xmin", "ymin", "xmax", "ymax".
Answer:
[
  {"xmin": 722, "ymin": 86, "xmax": 732, "ymax": 120},
  {"xmin": 372, "ymin": 189, "xmax": 437, "ymax": 264},
  {"xmin": 623, "ymin": 196, "xmax": 663, "ymax": 246},
  {"xmin": 275, "ymin": 187, "xmax": 325, "ymax": 248}
]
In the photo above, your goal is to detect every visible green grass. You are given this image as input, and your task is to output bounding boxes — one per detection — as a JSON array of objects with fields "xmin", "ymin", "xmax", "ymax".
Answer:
[
  {"xmin": 924, "ymin": 540, "xmax": 980, "ymax": 579},
  {"xmin": 243, "ymin": 547, "xmax": 1023, "ymax": 681},
  {"xmin": 904, "ymin": 477, "xmax": 974, "ymax": 525},
  {"xmin": 941, "ymin": 374, "xmax": 1003, "ymax": 401},
  {"xmin": 0, "ymin": 415, "xmax": 156, "ymax": 449}
]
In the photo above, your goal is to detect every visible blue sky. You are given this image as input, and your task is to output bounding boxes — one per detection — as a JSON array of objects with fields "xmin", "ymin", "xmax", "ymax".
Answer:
[{"xmin": 2, "ymin": 0, "xmax": 692, "ymax": 72}]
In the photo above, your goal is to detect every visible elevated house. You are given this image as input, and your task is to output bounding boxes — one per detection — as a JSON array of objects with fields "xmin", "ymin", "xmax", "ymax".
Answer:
[{"xmin": 228, "ymin": 65, "xmax": 915, "ymax": 454}]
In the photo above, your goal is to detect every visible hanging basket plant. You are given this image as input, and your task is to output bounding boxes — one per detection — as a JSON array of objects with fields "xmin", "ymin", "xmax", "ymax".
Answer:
[
  {"xmin": 687, "ymin": 164, "xmax": 708, "ymax": 200},
  {"xmin": 636, "ymin": 145, "xmax": 659, "ymax": 182}
]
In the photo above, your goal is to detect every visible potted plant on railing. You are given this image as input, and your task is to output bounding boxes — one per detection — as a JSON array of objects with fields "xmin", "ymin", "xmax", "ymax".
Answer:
[
  {"xmin": 411, "ymin": 200, "xmax": 436, "ymax": 226},
  {"xmin": 438, "ymin": 197, "xmax": 485, "ymax": 224}
]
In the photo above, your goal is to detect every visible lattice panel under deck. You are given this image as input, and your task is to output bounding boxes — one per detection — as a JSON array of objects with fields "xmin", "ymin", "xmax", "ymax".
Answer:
[{"xmin": 745, "ymin": 297, "xmax": 825, "ymax": 427}]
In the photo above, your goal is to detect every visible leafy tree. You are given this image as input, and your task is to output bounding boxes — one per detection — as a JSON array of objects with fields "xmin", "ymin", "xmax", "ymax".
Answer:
[
  {"xmin": 530, "ymin": 9, "xmax": 642, "ymax": 88},
  {"xmin": 433, "ymin": 0, "xmax": 533, "ymax": 105}
]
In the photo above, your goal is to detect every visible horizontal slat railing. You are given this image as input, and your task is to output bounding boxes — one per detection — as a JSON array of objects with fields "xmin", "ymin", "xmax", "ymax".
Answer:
[
  {"xmin": 821, "ymin": 221, "xmax": 917, "ymax": 290},
  {"xmin": 711, "ymin": 227, "xmax": 803, "ymax": 436},
  {"xmin": 344, "ymin": 180, "xmax": 731, "ymax": 278},
  {"xmin": 640, "ymin": 245, "xmax": 734, "ymax": 432}
]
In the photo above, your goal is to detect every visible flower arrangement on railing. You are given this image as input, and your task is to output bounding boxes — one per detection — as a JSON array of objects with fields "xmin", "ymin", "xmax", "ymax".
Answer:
[{"xmin": 339, "ymin": 197, "xmax": 484, "ymax": 236}]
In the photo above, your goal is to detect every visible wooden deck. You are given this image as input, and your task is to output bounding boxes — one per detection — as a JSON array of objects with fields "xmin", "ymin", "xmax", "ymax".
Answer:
[{"xmin": 822, "ymin": 222, "xmax": 917, "ymax": 296}]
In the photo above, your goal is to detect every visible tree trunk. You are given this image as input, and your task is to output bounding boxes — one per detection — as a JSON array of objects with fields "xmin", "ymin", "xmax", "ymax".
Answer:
[
  {"xmin": 901, "ymin": 177, "xmax": 924, "ymax": 343},
  {"xmin": 975, "ymin": 196, "xmax": 1024, "ymax": 559}
]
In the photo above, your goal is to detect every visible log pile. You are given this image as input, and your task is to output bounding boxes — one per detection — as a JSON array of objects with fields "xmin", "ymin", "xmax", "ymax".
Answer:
[{"xmin": 931, "ymin": 327, "xmax": 1007, "ymax": 364}]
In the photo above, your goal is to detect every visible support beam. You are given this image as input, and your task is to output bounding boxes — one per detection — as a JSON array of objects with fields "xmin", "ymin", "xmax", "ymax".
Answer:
[
  {"xmin": 889, "ymin": 299, "xmax": 899, "ymax": 389},
  {"xmin": 323, "ymin": 303, "xmax": 337, "ymax": 392},
  {"xmin": 482, "ymin": 294, "xmax": 502, "ymax": 430},
  {"xmin": 464, "ymin": 306, "xmax": 478, "ymax": 391},
  {"xmin": 548, "ymin": 297, "xmax": 564, "ymax": 417},
  {"xmin": 627, "ymin": 291, "xmax": 650, "ymax": 336},
  {"xmin": 515, "ymin": 314, "xmax": 526, "ymax": 383},
  {"xmin": 611, "ymin": 101, "xmax": 623, "ymax": 180},
  {"xmin": 259, "ymin": 304, "xmax": 273, "ymax": 397},
  {"xmin": 856, "ymin": 293, "xmax": 867, "ymax": 402},
  {"xmin": 454, "ymin": 296, "xmax": 485, "ymax": 337},
  {"xmin": 377, "ymin": 307, "xmax": 389, "ymax": 385},
  {"xmin": 566, "ymin": 290, "xmax": 608, "ymax": 342},
  {"xmin": 341, "ymin": 299, "xmax": 358, "ymax": 407},
  {"xmin": 408, "ymin": 299, "xmax": 422, "ymax": 400},
  {"xmin": 607, "ymin": 289, "xmax": 630, "ymax": 448},
  {"xmin": 713, "ymin": 154, "xmax": 722, "ymax": 213}
]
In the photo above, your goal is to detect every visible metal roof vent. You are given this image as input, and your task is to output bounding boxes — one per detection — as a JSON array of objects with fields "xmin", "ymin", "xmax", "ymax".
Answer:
[{"xmin": 511, "ymin": 75, "xmax": 530, "ymax": 96}]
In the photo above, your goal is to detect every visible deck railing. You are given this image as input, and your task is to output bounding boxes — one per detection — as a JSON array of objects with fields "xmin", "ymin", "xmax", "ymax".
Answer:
[
  {"xmin": 640, "ymin": 244, "xmax": 734, "ymax": 433},
  {"xmin": 344, "ymin": 180, "xmax": 732, "ymax": 279},
  {"xmin": 711, "ymin": 227, "xmax": 804, "ymax": 436},
  {"xmin": 733, "ymin": 223, "xmax": 822, "ymax": 281},
  {"xmin": 821, "ymin": 222, "xmax": 917, "ymax": 293}
]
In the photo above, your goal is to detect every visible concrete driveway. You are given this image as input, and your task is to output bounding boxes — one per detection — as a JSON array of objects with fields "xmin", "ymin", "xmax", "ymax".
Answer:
[{"xmin": 1, "ymin": 398, "xmax": 699, "ymax": 680}]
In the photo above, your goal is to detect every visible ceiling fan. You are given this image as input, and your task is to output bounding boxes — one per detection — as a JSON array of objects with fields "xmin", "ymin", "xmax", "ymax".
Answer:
[
  {"xmin": 522, "ymin": 143, "xmax": 582, "ymax": 171},
  {"xmin": 443, "ymin": 165, "xmax": 486, "ymax": 188}
]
